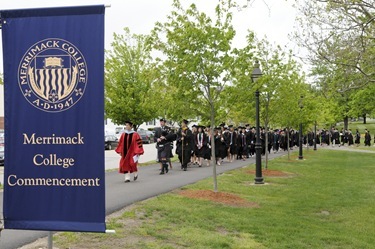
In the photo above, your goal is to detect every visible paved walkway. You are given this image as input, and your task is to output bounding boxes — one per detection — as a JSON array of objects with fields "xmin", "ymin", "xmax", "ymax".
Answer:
[{"xmin": 319, "ymin": 145, "xmax": 375, "ymax": 153}]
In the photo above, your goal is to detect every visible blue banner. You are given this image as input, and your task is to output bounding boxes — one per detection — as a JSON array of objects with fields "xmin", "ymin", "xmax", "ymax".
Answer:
[{"xmin": 1, "ymin": 5, "xmax": 106, "ymax": 232}]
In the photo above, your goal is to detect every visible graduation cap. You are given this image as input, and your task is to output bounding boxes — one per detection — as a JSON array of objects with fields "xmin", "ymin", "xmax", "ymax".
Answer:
[
  {"xmin": 125, "ymin": 120, "xmax": 133, "ymax": 126},
  {"xmin": 182, "ymin": 119, "xmax": 189, "ymax": 125},
  {"xmin": 228, "ymin": 125, "xmax": 234, "ymax": 128},
  {"xmin": 245, "ymin": 124, "xmax": 250, "ymax": 127},
  {"xmin": 160, "ymin": 118, "xmax": 166, "ymax": 122},
  {"xmin": 219, "ymin": 123, "xmax": 225, "ymax": 127}
]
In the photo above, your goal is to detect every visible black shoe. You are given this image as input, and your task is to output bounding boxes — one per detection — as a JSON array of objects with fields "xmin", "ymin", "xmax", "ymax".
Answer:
[
  {"xmin": 134, "ymin": 175, "xmax": 138, "ymax": 181},
  {"xmin": 125, "ymin": 179, "xmax": 130, "ymax": 183},
  {"xmin": 160, "ymin": 171, "xmax": 165, "ymax": 175},
  {"xmin": 163, "ymin": 164, "xmax": 169, "ymax": 174},
  {"xmin": 183, "ymin": 168, "xmax": 187, "ymax": 171}
]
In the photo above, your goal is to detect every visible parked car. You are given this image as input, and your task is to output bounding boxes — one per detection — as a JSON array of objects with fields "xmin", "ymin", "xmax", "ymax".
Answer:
[
  {"xmin": 0, "ymin": 130, "xmax": 4, "ymax": 146},
  {"xmin": 105, "ymin": 135, "xmax": 119, "ymax": 150},
  {"xmin": 0, "ymin": 145, "xmax": 4, "ymax": 166},
  {"xmin": 137, "ymin": 129, "xmax": 154, "ymax": 144}
]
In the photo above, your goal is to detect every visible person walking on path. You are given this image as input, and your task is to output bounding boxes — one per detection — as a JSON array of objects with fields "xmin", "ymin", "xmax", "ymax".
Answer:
[
  {"xmin": 176, "ymin": 119, "xmax": 193, "ymax": 171},
  {"xmin": 364, "ymin": 129, "xmax": 371, "ymax": 146},
  {"xmin": 115, "ymin": 121, "xmax": 144, "ymax": 182},
  {"xmin": 355, "ymin": 129, "xmax": 361, "ymax": 146},
  {"xmin": 154, "ymin": 118, "xmax": 173, "ymax": 170},
  {"xmin": 157, "ymin": 129, "xmax": 177, "ymax": 175}
]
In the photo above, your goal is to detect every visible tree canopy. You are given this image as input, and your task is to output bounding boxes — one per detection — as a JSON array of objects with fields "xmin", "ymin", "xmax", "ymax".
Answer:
[{"xmin": 105, "ymin": 28, "xmax": 158, "ymax": 129}]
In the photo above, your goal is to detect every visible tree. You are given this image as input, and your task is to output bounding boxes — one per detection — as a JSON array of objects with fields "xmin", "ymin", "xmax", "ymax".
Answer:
[
  {"xmin": 105, "ymin": 28, "xmax": 158, "ymax": 130},
  {"xmin": 151, "ymin": 0, "xmax": 237, "ymax": 191},
  {"xmin": 349, "ymin": 83, "xmax": 375, "ymax": 123},
  {"xmin": 293, "ymin": 0, "xmax": 375, "ymax": 128},
  {"xmin": 308, "ymin": 57, "xmax": 366, "ymax": 129},
  {"xmin": 294, "ymin": 0, "xmax": 375, "ymax": 82}
]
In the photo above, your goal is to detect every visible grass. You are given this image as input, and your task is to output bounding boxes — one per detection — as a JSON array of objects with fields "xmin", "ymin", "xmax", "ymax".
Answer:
[
  {"xmin": 51, "ymin": 149, "xmax": 375, "ymax": 249},
  {"xmin": 335, "ymin": 119, "xmax": 375, "ymax": 135}
]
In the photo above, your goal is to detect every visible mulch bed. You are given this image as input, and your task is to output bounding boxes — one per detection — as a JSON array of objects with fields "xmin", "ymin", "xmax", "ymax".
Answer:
[{"xmin": 179, "ymin": 189, "xmax": 259, "ymax": 208}]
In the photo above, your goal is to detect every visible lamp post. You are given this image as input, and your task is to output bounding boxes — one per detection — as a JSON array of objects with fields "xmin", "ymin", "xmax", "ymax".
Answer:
[
  {"xmin": 298, "ymin": 95, "xmax": 304, "ymax": 160},
  {"xmin": 251, "ymin": 61, "xmax": 264, "ymax": 184},
  {"xmin": 314, "ymin": 120, "xmax": 317, "ymax": 151}
]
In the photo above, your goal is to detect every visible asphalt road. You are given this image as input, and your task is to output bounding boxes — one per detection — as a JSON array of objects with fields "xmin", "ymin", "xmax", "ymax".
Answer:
[{"xmin": 0, "ymin": 144, "xmax": 287, "ymax": 249}]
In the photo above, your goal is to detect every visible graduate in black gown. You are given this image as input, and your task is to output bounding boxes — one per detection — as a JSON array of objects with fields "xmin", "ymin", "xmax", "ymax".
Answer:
[
  {"xmin": 176, "ymin": 119, "xmax": 193, "ymax": 171},
  {"xmin": 364, "ymin": 129, "xmax": 371, "ymax": 146},
  {"xmin": 193, "ymin": 125, "xmax": 207, "ymax": 167},
  {"xmin": 217, "ymin": 127, "xmax": 228, "ymax": 164},
  {"xmin": 355, "ymin": 129, "xmax": 361, "ymax": 146},
  {"xmin": 236, "ymin": 127, "xmax": 247, "ymax": 160}
]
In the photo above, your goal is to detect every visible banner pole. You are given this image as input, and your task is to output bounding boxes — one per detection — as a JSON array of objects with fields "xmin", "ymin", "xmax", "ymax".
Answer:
[{"xmin": 48, "ymin": 231, "xmax": 53, "ymax": 249}]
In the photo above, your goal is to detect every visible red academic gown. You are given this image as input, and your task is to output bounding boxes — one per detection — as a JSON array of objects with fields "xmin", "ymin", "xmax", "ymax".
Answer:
[{"xmin": 115, "ymin": 131, "xmax": 144, "ymax": 173}]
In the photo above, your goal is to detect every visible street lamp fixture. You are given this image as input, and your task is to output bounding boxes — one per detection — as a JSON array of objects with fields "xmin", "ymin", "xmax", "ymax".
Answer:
[
  {"xmin": 251, "ymin": 60, "xmax": 264, "ymax": 184},
  {"xmin": 298, "ymin": 95, "xmax": 304, "ymax": 160}
]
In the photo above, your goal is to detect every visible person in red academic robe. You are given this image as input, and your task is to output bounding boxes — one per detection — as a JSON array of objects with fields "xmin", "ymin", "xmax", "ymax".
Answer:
[{"xmin": 115, "ymin": 121, "xmax": 144, "ymax": 182}]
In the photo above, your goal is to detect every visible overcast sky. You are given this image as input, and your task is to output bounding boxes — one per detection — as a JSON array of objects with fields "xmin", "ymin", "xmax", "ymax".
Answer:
[{"xmin": 0, "ymin": 0, "xmax": 299, "ymax": 63}]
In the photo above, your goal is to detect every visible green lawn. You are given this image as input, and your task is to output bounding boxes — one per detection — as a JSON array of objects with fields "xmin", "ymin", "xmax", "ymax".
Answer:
[
  {"xmin": 54, "ymin": 149, "xmax": 375, "ymax": 249},
  {"xmin": 335, "ymin": 119, "xmax": 375, "ymax": 135}
]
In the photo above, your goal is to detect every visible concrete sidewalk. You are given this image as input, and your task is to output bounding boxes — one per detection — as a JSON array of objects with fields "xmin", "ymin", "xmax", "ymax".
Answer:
[{"xmin": 319, "ymin": 145, "xmax": 375, "ymax": 153}]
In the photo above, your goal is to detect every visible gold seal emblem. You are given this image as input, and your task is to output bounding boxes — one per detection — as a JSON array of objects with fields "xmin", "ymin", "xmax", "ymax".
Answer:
[{"xmin": 18, "ymin": 38, "xmax": 88, "ymax": 112}]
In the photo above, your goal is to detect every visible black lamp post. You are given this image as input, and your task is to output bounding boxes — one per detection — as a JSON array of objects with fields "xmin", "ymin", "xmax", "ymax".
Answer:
[
  {"xmin": 251, "ymin": 61, "xmax": 264, "ymax": 184},
  {"xmin": 314, "ymin": 121, "xmax": 317, "ymax": 151},
  {"xmin": 298, "ymin": 95, "xmax": 304, "ymax": 160}
]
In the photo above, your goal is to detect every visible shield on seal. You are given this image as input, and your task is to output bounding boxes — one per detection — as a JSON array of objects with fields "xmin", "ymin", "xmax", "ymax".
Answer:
[{"xmin": 29, "ymin": 55, "xmax": 78, "ymax": 103}]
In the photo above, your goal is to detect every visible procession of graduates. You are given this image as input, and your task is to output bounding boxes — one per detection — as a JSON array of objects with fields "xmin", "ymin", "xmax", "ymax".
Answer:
[
  {"xmin": 116, "ymin": 118, "xmax": 373, "ymax": 181},
  {"xmin": 155, "ymin": 119, "xmax": 374, "ymax": 175}
]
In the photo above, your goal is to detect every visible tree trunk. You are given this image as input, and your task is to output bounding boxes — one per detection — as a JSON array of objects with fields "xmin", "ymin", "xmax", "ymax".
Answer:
[
  {"xmin": 343, "ymin": 116, "xmax": 349, "ymax": 130},
  {"xmin": 286, "ymin": 127, "xmax": 290, "ymax": 161},
  {"xmin": 210, "ymin": 104, "xmax": 218, "ymax": 193},
  {"xmin": 363, "ymin": 114, "xmax": 367, "ymax": 124},
  {"xmin": 265, "ymin": 125, "xmax": 268, "ymax": 170}
]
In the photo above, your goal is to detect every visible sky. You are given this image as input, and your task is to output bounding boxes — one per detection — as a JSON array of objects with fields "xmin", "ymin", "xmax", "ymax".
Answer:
[
  {"xmin": 0, "ymin": 0, "xmax": 300, "ymax": 118},
  {"xmin": 0, "ymin": 0, "xmax": 300, "ymax": 65}
]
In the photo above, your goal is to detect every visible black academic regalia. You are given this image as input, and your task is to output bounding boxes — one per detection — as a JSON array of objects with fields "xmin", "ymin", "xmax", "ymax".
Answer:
[
  {"xmin": 194, "ymin": 132, "xmax": 207, "ymax": 157},
  {"xmin": 365, "ymin": 132, "xmax": 371, "ymax": 146},
  {"xmin": 217, "ymin": 134, "xmax": 228, "ymax": 159},
  {"xmin": 236, "ymin": 132, "xmax": 246, "ymax": 158},
  {"xmin": 229, "ymin": 131, "xmax": 237, "ymax": 155},
  {"xmin": 355, "ymin": 131, "xmax": 360, "ymax": 144},
  {"xmin": 348, "ymin": 133, "xmax": 354, "ymax": 145},
  {"xmin": 176, "ymin": 127, "xmax": 193, "ymax": 169},
  {"xmin": 203, "ymin": 135, "xmax": 212, "ymax": 160}
]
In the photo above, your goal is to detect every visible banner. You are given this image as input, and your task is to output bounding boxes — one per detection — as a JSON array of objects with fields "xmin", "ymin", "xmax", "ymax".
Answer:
[{"xmin": 1, "ymin": 5, "xmax": 106, "ymax": 232}]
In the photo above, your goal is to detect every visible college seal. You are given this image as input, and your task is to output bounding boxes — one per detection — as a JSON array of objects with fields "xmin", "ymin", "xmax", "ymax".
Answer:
[{"xmin": 18, "ymin": 38, "xmax": 88, "ymax": 112}]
